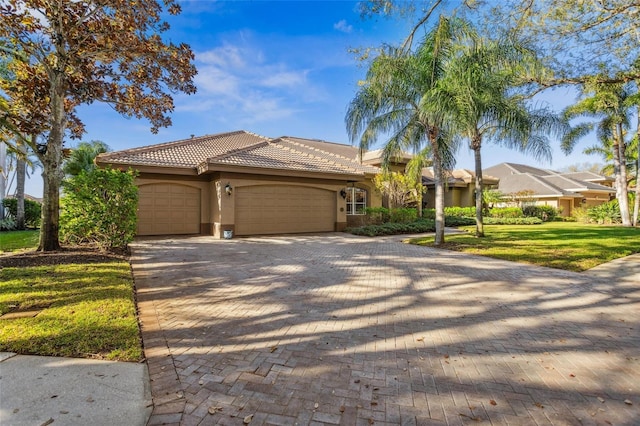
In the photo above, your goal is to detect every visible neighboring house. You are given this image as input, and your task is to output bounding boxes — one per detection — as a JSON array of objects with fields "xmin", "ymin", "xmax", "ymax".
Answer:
[
  {"xmin": 421, "ymin": 168, "xmax": 500, "ymax": 208},
  {"xmin": 97, "ymin": 130, "xmax": 387, "ymax": 237},
  {"xmin": 483, "ymin": 162, "xmax": 616, "ymax": 216}
]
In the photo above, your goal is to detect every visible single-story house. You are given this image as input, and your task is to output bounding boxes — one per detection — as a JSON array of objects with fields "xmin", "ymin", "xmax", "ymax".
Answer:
[
  {"xmin": 97, "ymin": 130, "xmax": 389, "ymax": 237},
  {"xmin": 483, "ymin": 162, "xmax": 616, "ymax": 215},
  {"xmin": 421, "ymin": 168, "xmax": 500, "ymax": 208}
]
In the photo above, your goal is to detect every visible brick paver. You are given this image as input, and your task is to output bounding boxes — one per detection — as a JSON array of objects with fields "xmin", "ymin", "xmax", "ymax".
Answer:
[{"xmin": 130, "ymin": 234, "xmax": 640, "ymax": 425}]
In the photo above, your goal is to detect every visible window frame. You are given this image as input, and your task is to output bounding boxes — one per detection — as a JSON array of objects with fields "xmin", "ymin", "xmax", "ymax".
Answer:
[{"xmin": 345, "ymin": 187, "xmax": 367, "ymax": 215}]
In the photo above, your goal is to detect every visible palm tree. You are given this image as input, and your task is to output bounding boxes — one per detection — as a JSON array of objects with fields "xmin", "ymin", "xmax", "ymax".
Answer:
[
  {"xmin": 563, "ymin": 82, "xmax": 634, "ymax": 226},
  {"xmin": 423, "ymin": 32, "xmax": 565, "ymax": 237},
  {"xmin": 63, "ymin": 140, "xmax": 110, "ymax": 177},
  {"xmin": 346, "ymin": 16, "xmax": 462, "ymax": 245}
]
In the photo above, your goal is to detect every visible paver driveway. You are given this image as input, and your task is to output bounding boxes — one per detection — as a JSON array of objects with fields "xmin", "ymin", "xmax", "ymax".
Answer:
[{"xmin": 131, "ymin": 233, "xmax": 640, "ymax": 426}]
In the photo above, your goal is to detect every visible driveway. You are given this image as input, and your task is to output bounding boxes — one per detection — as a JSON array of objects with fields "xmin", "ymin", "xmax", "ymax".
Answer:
[{"xmin": 130, "ymin": 233, "xmax": 640, "ymax": 425}]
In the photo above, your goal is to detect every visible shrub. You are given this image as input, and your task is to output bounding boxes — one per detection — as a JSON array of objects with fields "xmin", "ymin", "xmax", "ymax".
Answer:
[
  {"xmin": 60, "ymin": 168, "xmax": 138, "ymax": 251},
  {"xmin": 1, "ymin": 198, "xmax": 42, "ymax": 228},
  {"xmin": 363, "ymin": 207, "xmax": 390, "ymax": 224},
  {"xmin": 346, "ymin": 219, "xmax": 435, "ymax": 237},
  {"xmin": 445, "ymin": 216, "xmax": 476, "ymax": 226},
  {"xmin": 522, "ymin": 205, "xmax": 558, "ymax": 222},
  {"xmin": 443, "ymin": 206, "xmax": 475, "ymax": 217},
  {"xmin": 389, "ymin": 208, "xmax": 417, "ymax": 223},
  {"xmin": 587, "ymin": 201, "xmax": 621, "ymax": 224},
  {"xmin": 0, "ymin": 216, "xmax": 16, "ymax": 231},
  {"xmin": 488, "ymin": 207, "xmax": 524, "ymax": 218},
  {"xmin": 571, "ymin": 207, "xmax": 590, "ymax": 223},
  {"xmin": 484, "ymin": 217, "xmax": 543, "ymax": 225}
]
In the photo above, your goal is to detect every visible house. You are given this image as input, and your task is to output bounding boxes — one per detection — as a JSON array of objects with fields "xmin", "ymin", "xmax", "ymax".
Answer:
[
  {"xmin": 96, "ymin": 130, "xmax": 387, "ymax": 237},
  {"xmin": 483, "ymin": 162, "xmax": 616, "ymax": 215},
  {"xmin": 421, "ymin": 168, "xmax": 500, "ymax": 208}
]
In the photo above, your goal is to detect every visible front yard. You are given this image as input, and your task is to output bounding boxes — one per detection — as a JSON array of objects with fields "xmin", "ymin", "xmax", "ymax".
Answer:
[
  {"xmin": 0, "ymin": 229, "xmax": 39, "ymax": 253},
  {"xmin": 0, "ymin": 253, "xmax": 142, "ymax": 361},
  {"xmin": 409, "ymin": 222, "xmax": 640, "ymax": 272}
]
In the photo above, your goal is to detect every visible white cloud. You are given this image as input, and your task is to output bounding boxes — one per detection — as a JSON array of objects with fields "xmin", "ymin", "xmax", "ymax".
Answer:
[
  {"xmin": 178, "ymin": 41, "xmax": 318, "ymax": 123},
  {"xmin": 333, "ymin": 19, "xmax": 353, "ymax": 34}
]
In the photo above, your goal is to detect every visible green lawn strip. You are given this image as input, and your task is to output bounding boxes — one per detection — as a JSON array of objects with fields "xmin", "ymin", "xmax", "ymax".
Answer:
[
  {"xmin": 0, "ymin": 261, "xmax": 142, "ymax": 361},
  {"xmin": 409, "ymin": 223, "xmax": 640, "ymax": 272},
  {"xmin": 0, "ymin": 230, "xmax": 40, "ymax": 253}
]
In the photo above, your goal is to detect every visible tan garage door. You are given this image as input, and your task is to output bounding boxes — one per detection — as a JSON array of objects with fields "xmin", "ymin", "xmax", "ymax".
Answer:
[
  {"xmin": 235, "ymin": 185, "xmax": 335, "ymax": 235},
  {"xmin": 137, "ymin": 183, "xmax": 200, "ymax": 236}
]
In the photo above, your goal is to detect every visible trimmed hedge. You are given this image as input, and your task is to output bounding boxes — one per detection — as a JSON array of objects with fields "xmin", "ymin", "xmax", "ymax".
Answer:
[
  {"xmin": 345, "ymin": 216, "xmax": 476, "ymax": 237},
  {"xmin": 1, "ymin": 197, "xmax": 42, "ymax": 228},
  {"xmin": 484, "ymin": 217, "xmax": 542, "ymax": 225},
  {"xmin": 488, "ymin": 207, "xmax": 523, "ymax": 218},
  {"xmin": 522, "ymin": 205, "xmax": 558, "ymax": 221}
]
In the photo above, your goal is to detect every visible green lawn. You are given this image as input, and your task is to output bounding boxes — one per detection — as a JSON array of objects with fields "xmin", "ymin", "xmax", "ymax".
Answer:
[
  {"xmin": 0, "ymin": 260, "xmax": 143, "ymax": 361},
  {"xmin": 0, "ymin": 230, "xmax": 40, "ymax": 253},
  {"xmin": 409, "ymin": 222, "xmax": 640, "ymax": 272}
]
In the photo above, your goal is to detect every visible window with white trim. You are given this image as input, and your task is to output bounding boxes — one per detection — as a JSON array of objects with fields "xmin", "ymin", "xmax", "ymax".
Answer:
[{"xmin": 345, "ymin": 187, "xmax": 367, "ymax": 215}]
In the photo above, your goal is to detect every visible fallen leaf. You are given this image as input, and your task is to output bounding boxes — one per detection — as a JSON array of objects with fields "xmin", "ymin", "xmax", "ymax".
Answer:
[
  {"xmin": 371, "ymin": 402, "xmax": 378, "ymax": 406},
  {"xmin": 569, "ymin": 374, "xmax": 575, "ymax": 377},
  {"xmin": 624, "ymin": 399, "xmax": 633, "ymax": 405},
  {"xmin": 199, "ymin": 380, "xmax": 204, "ymax": 385},
  {"xmin": 444, "ymin": 354, "xmax": 450, "ymax": 359},
  {"xmin": 458, "ymin": 413, "xmax": 482, "ymax": 421},
  {"xmin": 86, "ymin": 396, "xmax": 95, "ymax": 403},
  {"xmin": 208, "ymin": 406, "xmax": 222, "ymax": 415},
  {"xmin": 314, "ymin": 402, "xmax": 319, "ymax": 409},
  {"xmin": 243, "ymin": 414, "xmax": 253, "ymax": 424},
  {"xmin": 368, "ymin": 418, "xmax": 374, "ymax": 424},
  {"xmin": 489, "ymin": 400, "xmax": 497, "ymax": 406},
  {"xmin": 416, "ymin": 337, "xmax": 424, "ymax": 342},
  {"xmin": 598, "ymin": 397, "xmax": 606, "ymax": 403},
  {"xmin": 40, "ymin": 419, "xmax": 54, "ymax": 426},
  {"xmin": 270, "ymin": 346, "xmax": 277, "ymax": 353},
  {"xmin": 354, "ymin": 379, "xmax": 361, "ymax": 384},
  {"xmin": 534, "ymin": 403, "xmax": 544, "ymax": 408},
  {"xmin": 339, "ymin": 406, "xmax": 345, "ymax": 413}
]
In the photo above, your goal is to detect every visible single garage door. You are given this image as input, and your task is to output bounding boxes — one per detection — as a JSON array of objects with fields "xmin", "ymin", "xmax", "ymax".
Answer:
[
  {"xmin": 137, "ymin": 183, "xmax": 201, "ymax": 235},
  {"xmin": 235, "ymin": 185, "xmax": 335, "ymax": 235}
]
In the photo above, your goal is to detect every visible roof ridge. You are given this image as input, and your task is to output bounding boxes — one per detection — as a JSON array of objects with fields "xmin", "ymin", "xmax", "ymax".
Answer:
[
  {"xmin": 271, "ymin": 140, "xmax": 363, "ymax": 173},
  {"xmin": 278, "ymin": 137, "xmax": 360, "ymax": 164},
  {"xmin": 206, "ymin": 140, "xmax": 271, "ymax": 162},
  {"xmin": 526, "ymin": 173, "xmax": 566, "ymax": 195},
  {"xmin": 97, "ymin": 130, "xmax": 262, "ymax": 160}
]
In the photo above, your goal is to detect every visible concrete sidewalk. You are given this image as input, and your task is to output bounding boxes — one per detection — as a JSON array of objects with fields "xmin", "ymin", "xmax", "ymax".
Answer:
[{"xmin": 0, "ymin": 352, "xmax": 152, "ymax": 426}]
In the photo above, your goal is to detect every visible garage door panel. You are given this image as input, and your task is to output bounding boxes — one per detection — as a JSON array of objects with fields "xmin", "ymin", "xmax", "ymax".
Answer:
[
  {"xmin": 137, "ymin": 183, "xmax": 201, "ymax": 236},
  {"xmin": 235, "ymin": 185, "xmax": 335, "ymax": 236}
]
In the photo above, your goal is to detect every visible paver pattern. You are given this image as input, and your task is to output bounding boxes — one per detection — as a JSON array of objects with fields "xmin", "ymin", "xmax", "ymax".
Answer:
[{"xmin": 130, "ymin": 234, "xmax": 640, "ymax": 425}]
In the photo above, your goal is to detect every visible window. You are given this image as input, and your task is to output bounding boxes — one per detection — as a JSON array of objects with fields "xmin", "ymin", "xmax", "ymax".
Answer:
[{"xmin": 345, "ymin": 187, "xmax": 367, "ymax": 215}]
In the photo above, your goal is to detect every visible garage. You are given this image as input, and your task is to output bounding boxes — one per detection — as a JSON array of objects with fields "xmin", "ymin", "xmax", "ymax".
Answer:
[
  {"xmin": 137, "ymin": 183, "xmax": 201, "ymax": 235},
  {"xmin": 235, "ymin": 185, "xmax": 335, "ymax": 235}
]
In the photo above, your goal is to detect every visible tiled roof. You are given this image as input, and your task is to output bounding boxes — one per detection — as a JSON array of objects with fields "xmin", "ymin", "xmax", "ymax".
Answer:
[
  {"xmin": 96, "ymin": 131, "xmax": 269, "ymax": 168},
  {"xmin": 98, "ymin": 130, "xmax": 380, "ymax": 177},
  {"xmin": 483, "ymin": 162, "xmax": 616, "ymax": 198}
]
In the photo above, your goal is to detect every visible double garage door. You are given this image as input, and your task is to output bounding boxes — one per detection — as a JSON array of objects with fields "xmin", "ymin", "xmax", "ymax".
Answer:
[
  {"xmin": 235, "ymin": 185, "xmax": 336, "ymax": 236},
  {"xmin": 137, "ymin": 183, "xmax": 201, "ymax": 236},
  {"xmin": 137, "ymin": 183, "xmax": 336, "ymax": 237}
]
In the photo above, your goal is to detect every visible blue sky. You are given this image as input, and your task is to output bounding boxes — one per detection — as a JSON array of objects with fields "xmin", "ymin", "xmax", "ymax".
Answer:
[{"xmin": 22, "ymin": 0, "xmax": 596, "ymax": 196}]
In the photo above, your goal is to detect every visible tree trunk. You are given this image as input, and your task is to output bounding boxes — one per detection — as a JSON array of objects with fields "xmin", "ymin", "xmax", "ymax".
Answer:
[
  {"xmin": 433, "ymin": 158, "xmax": 445, "ymax": 246},
  {"xmin": 472, "ymin": 137, "xmax": 484, "ymax": 237},
  {"xmin": 15, "ymin": 138, "xmax": 26, "ymax": 230},
  {"xmin": 633, "ymin": 112, "xmax": 640, "ymax": 227},
  {"xmin": 614, "ymin": 122, "xmax": 631, "ymax": 226},
  {"xmin": 0, "ymin": 142, "xmax": 6, "ymax": 219},
  {"xmin": 38, "ymin": 74, "xmax": 66, "ymax": 251}
]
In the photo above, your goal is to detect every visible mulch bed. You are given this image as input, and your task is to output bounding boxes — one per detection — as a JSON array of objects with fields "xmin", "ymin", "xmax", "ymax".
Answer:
[{"xmin": 1, "ymin": 247, "xmax": 129, "ymax": 268}]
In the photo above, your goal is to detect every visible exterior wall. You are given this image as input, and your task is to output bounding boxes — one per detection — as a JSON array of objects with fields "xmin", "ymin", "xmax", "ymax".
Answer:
[{"xmin": 211, "ymin": 173, "xmax": 367, "ymax": 238}]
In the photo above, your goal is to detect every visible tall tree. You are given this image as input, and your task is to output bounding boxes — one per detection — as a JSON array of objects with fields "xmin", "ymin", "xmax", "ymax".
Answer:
[
  {"xmin": 425, "ymin": 30, "xmax": 565, "ymax": 236},
  {"xmin": 63, "ymin": 140, "xmax": 110, "ymax": 177},
  {"xmin": 0, "ymin": 1, "xmax": 197, "ymax": 251},
  {"xmin": 346, "ymin": 16, "xmax": 463, "ymax": 245},
  {"xmin": 563, "ymin": 82, "xmax": 634, "ymax": 226}
]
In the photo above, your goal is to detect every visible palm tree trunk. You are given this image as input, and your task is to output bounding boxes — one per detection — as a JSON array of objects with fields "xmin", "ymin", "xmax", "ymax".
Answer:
[
  {"xmin": 633, "ymin": 113, "xmax": 640, "ymax": 227},
  {"xmin": 614, "ymin": 122, "xmax": 631, "ymax": 226},
  {"xmin": 0, "ymin": 142, "xmax": 6, "ymax": 219},
  {"xmin": 433, "ymin": 156, "xmax": 445, "ymax": 245},
  {"xmin": 472, "ymin": 138, "xmax": 484, "ymax": 237},
  {"xmin": 15, "ymin": 138, "xmax": 26, "ymax": 230}
]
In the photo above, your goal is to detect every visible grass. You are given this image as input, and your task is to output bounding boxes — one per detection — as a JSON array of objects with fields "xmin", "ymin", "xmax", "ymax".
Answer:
[
  {"xmin": 0, "ymin": 260, "xmax": 143, "ymax": 361},
  {"xmin": 0, "ymin": 230, "xmax": 40, "ymax": 253},
  {"xmin": 409, "ymin": 222, "xmax": 640, "ymax": 272}
]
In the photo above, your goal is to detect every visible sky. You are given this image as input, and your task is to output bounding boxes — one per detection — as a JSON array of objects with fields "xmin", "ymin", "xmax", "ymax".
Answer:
[{"xmin": 18, "ymin": 0, "xmax": 599, "ymax": 198}]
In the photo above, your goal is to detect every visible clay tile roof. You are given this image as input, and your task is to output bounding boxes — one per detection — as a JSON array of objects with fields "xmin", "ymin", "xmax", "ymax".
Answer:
[
  {"xmin": 206, "ymin": 138, "xmax": 380, "ymax": 176},
  {"xmin": 96, "ymin": 130, "xmax": 269, "ymax": 168}
]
